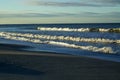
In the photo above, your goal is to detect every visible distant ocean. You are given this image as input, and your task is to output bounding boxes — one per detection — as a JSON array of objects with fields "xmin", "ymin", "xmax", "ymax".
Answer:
[{"xmin": 0, "ymin": 23, "xmax": 120, "ymax": 62}]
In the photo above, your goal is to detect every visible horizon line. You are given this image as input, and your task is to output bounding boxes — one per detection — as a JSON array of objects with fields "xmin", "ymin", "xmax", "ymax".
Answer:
[{"xmin": 0, "ymin": 22, "xmax": 120, "ymax": 25}]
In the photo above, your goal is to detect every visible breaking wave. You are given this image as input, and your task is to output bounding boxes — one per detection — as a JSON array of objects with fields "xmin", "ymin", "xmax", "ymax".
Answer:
[
  {"xmin": 0, "ymin": 32, "xmax": 120, "ymax": 44},
  {"xmin": 0, "ymin": 32, "xmax": 117, "ymax": 54},
  {"xmin": 37, "ymin": 27, "xmax": 120, "ymax": 33},
  {"xmin": 47, "ymin": 41, "xmax": 115, "ymax": 54}
]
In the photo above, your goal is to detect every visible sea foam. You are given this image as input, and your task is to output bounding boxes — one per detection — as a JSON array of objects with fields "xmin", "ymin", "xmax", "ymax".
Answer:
[
  {"xmin": 47, "ymin": 41, "xmax": 115, "ymax": 54},
  {"xmin": 0, "ymin": 32, "xmax": 119, "ymax": 44},
  {"xmin": 0, "ymin": 32, "xmax": 116, "ymax": 54},
  {"xmin": 37, "ymin": 27, "xmax": 120, "ymax": 33}
]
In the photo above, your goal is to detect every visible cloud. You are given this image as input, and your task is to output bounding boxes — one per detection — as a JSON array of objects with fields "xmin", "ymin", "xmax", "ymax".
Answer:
[
  {"xmin": 86, "ymin": 0, "xmax": 120, "ymax": 6},
  {"xmin": 79, "ymin": 12, "xmax": 120, "ymax": 18},
  {"xmin": 89, "ymin": 0, "xmax": 120, "ymax": 4},
  {"xmin": 105, "ymin": 12, "xmax": 120, "ymax": 17},
  {"xmin": 0, "ymin": 12, "xmax": 92, "ymax": 18},
  {"xmin": 0, "ymin": 13, "xmax": 58, "ymax": 18},
  {"xmin": 0, "ymin": 12, "xmax": 120, "ymax": 18},
  {"xmin": 0, "ymin": 12, "xmax": 73, "ymax": 18},
  {"xmin": 25, "ymin": 0, "xmax": 120, "ymax": 7},
  {"xmin": 27, "ymin": 1, "xmax": 100, "ymax": 7}
]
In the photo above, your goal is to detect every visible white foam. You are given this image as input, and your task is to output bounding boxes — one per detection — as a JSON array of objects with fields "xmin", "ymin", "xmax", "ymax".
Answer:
[
  {"xmin": 37, "ymin": 27, "xmax": 90, "ymax": 32},
  {"xmin": 2, "ymin": 35, "xmax": 42, "ymax": 44},
  {"xmin": 0, "ymin": 32, "xmax": 119, "ymax": 44},
  {"xmin": 37, "ymin": 27, "xmax": 120, "ymax": 32},
  {"xmin": 45, "ymin": 41, "xmax": 115, "ymax": 54},
  {"xmin": 0, "ymin": 33, "xmax": 115, "ymax": 54},
  {"xmin": 0, "ymin": 32, "xmax": 119, "ymax": 54}
]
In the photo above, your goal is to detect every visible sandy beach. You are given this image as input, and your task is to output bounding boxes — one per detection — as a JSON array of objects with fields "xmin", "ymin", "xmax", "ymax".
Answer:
[{"xmin": 0, "ymin": 44, "xmax": 120, "ymax": 80}]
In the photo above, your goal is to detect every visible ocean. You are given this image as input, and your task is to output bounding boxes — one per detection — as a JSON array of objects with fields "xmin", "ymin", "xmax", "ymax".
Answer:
[{"xmin": 0, "ymin": 23, "xmax": 120, "ymax": 62}]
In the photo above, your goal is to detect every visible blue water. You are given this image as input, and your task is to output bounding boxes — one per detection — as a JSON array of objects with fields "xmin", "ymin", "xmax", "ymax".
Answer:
[{"xmin": 0, "ymin": 23, "xmax": 120, "ymax": 62}]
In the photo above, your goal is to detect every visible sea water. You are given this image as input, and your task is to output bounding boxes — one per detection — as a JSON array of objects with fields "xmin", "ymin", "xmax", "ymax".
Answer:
[{"xmin": 0, "ymin": 23, "xmax": 120, "ymax": 62}]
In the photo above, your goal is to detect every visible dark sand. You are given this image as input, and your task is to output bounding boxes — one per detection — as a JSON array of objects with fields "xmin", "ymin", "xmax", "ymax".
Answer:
[{"xmin": 0, "ymin": 44, "xmax": 120, "ymax": 80}]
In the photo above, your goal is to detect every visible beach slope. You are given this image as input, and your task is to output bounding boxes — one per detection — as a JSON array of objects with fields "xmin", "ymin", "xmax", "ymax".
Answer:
[{"xmin": 0, "ymin": 48, "xmax": 120, "ymax": 80}]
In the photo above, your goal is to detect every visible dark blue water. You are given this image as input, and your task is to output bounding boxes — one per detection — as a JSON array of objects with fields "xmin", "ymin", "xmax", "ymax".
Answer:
[{"xmin": 0, "ymin": 23, "xmax": 120, "ymax": 62}]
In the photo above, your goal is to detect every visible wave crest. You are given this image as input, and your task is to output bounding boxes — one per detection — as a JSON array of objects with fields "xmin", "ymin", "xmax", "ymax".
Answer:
[
  {"xmin": 0, "ymin": 32, "xmax": 119, "ymax": 44},
  {"xmin": 37, "ymin": 27, "xmax": 120, "ymax": 33},
  {"xmin": 0, "ymin": 32, "xmax": 116, "ymax": 54}
]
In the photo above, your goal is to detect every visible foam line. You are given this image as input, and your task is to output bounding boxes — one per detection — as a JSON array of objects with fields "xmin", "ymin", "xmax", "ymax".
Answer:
[
  {"xmin": 37, "ymin": 27, "xmax": 90, "ymax": 32},
  {"xmin": 37, "ymin": 27, "xmax": 120, "ymax": 33},
  {"xmin": 0, "ymin": 33, "xmax": 116, "ymax": 54},
  {"xmin": 47, "ymin": 41, "xmax": 115, "ymax": 54},
  {"xmin": 0, "ymin": 32, "xmax": 120, "ymax": 44}
]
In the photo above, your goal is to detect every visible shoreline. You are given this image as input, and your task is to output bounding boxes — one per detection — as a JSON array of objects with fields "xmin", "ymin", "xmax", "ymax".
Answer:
[
  {"xmin": 0, "ymin": 43, "xmax": 76, "ymax": 57},
  {"xmin": 0, "ymin": 49, "xmax": 120, "ymax": 80},
  {"xmin": 0, "ymin": 43, "xmax": 120, "ymax": 62}
]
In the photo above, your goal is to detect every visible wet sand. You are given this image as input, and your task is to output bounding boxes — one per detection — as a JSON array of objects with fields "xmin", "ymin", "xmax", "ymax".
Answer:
[{"xmin": 0, "ymin": 44, "xmax": 120, "ymax": 80}]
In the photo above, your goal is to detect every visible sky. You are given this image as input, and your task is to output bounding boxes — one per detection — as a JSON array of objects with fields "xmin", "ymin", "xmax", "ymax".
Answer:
[{"xmin": 0, "ymin": 0, "xmax": 120, "ymax": 24}]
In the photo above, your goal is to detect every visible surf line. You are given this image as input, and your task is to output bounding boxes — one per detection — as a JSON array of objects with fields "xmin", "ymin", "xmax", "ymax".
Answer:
[
  {"xmin": 0, "ymin": 32, "xmax": 120, "ymax": 44},
  {"xmin": 37, "ymin": 27, "xmax": 120, "ymax": 33},
  {"xmin": 0, "ymin": 34, "xmax": 116, "ymax": 54}
]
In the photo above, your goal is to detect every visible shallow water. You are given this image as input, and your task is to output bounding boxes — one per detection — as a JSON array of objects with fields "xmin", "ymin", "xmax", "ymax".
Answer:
[{"xmin": 0, "ymin": 23, "xmax": 120, "ymax": 62}]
